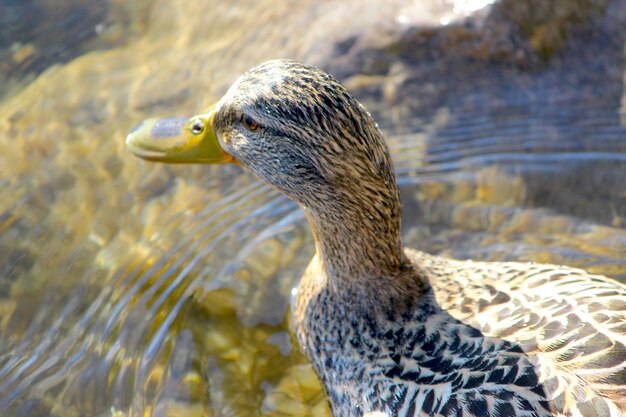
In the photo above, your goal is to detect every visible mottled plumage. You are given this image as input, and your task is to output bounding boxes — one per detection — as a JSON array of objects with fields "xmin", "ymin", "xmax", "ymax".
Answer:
[
  {"xmin": 128, "ymin": 60, "xmax": 626, "ymax": 416},
  {"xmin": 297, "ymin": 251, "xmax": 626, "ymax": 416}
]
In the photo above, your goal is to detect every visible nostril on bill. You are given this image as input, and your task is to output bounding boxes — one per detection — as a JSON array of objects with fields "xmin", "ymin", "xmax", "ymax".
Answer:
[{"xmin": 150, "ymin": 118, "xmax": 189, "ymax": 138}]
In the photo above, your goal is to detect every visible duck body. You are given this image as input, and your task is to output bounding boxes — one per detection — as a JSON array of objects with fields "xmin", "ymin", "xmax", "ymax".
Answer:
[
  {"xmin": 126, "ymin": 60, "xmax": 626, "ymax": 417},
  {"xmin": 297, "ymin": 250, "xmax": 626, "ymax": 417}
]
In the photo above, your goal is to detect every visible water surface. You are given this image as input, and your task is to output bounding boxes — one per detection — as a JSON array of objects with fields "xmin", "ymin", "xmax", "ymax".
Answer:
[{"xmin": 0, "ymin": 1, "xmax": 624, "ymax": 416}]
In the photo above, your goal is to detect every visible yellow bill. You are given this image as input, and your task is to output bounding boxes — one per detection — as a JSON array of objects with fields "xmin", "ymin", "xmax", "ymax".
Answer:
[{"xmin": 126, "ymin": 106, "xmax": 236, "ymax": 164}]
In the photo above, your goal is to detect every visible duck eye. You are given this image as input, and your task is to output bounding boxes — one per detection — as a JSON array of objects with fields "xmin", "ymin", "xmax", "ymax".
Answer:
[
  {"xmin": 241, "ymin": 114, "xmax": 260, "ymax": 131},
  {"xmin": 190, "ymin": 119, "xmax": 204, "ymax": 135}
]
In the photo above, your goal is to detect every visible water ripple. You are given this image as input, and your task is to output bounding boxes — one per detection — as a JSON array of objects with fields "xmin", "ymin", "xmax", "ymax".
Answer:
[{"xmin": 1, "ymin": 96, "xmax": 625, "ymax": 416}]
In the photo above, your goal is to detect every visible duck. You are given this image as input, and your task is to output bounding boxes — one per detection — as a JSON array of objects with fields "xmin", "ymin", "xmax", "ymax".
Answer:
[{"xmin": 126, "ymin": 60, "xmax": 626, "ymax": 417}]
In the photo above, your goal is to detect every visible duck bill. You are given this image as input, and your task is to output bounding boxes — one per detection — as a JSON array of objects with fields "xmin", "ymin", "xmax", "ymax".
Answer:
[{"xmin": 125, "ymin": 106, "xmax": 236, "ymax": 164}]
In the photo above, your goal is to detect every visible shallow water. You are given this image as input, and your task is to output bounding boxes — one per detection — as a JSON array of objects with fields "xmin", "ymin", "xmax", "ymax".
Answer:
[{"xmin": 0, "ymin": 1, "xmax": 625, "ymax": 416}]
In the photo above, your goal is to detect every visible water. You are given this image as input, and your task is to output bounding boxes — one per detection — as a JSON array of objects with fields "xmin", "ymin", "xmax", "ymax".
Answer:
[{"xmin": 0, "ymin": 0, "xmax": 625, "ymax": 416}]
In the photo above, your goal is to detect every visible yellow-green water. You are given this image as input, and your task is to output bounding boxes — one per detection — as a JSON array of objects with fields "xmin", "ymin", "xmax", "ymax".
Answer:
[{"xmin": 0, "ymin": 1, "xmax": 625, "ymax": 416}]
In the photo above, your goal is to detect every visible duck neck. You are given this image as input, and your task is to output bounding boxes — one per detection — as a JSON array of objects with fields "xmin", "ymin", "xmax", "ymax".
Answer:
[{"xmin": 302, "ymin": 174, "xmax": 406, "ymax": 291}]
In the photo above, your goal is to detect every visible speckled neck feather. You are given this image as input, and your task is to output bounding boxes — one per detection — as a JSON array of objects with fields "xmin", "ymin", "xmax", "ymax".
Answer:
[{"xmin": 300, "ymin": 118, "xmax": 407, "ymax": 291}]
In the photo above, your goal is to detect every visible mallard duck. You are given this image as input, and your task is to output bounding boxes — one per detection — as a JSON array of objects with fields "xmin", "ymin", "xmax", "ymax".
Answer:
[{"xmin": 126, "ymin": 60, "xmax": 626, "ymax": 417}]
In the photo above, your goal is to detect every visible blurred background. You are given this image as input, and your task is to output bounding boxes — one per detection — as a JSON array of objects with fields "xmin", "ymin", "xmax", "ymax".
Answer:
[{"xmin": 0, "ymin": 0, "xmax": 624, "ymax": 416}]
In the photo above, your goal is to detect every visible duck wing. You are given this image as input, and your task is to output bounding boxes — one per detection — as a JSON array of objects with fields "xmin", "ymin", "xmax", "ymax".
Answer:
[{"xmin": 412, "ymin": 250, "xmax": 626, "ymax": 415}]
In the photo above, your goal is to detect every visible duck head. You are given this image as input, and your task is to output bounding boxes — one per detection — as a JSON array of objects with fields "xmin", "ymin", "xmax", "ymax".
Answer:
[{"xmin": 127, "ymin": 60, "xmax": 405, "ymax": 281}]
